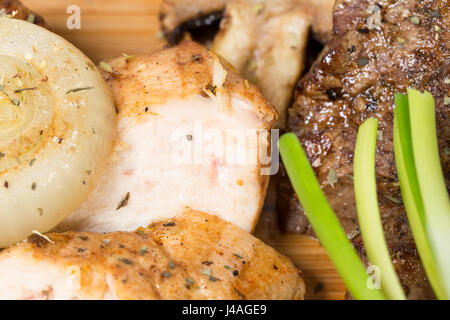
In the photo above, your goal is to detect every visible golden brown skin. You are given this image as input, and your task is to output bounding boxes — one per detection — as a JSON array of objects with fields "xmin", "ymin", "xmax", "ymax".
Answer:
[
  {"xmin": 101, "ymin": 41, "xmax": 277, "ymax": 124},
  {"xmin": 0, "ymin": 0, "xmax": 46, "ymax": 27},
  {"xmin": 0, "ymin": 210, "xmax": 305, "ymax": 300}
]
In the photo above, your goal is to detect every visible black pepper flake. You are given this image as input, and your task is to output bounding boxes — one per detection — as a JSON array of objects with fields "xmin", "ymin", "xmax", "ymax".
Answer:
[
  {"xmin": 233, "ymin": 253, "xmax": 243, "ymax": 259},
  {"xmin": 31, "ymin": 182, "xmax": 37, "ymax": 191},
  {"xmin": 119, "ymin": 257, "xmax": 133, "ymax": 265},
  {"xmin": 163, "ymin": 222, "xmax": 175, "ymax": 227},
  {"xmin": 357, "ymin": 28, "xmax": 370, "ymax": 34},
  {"xmin": 4, "ymin": 181, "xmax": 8, "ymax": 188},
  {"xmin": 0, "ymin": 152, "xmax": 4, "ymax": 158},
  {"xmin": 314, "ymin": 282, "xmax": 324, "ymax": 294},
  {"xmin": 79, "ymin": 236, "xmax": 89, "ymax": 241},
  {"xmin": 77, "ymin": 248, "xmax": 86, "ymax": 253},
  {"xmin": 207, "ymin": 83, "xmax": 217, "ymax": 95},
  {"xmin": 202, "ymin": 261, "xmax": 213, "ymax": 266},
  {"xmin": 144, "ymin": 107, "xmax": 149, "ymax": 112},
  {"xmin": 325, "ymin": 88, "xmax": 338, "ymax": 100},
  {"xmin": 29, "ymin": 158, "xmax": 36, "ymax": 167},
  {"xmin": 232, "ymin": 270, "xmax": 239, "ymax": 277},
  {"xmin": 273, "ymin": 264, "xmax": 279, "ymax": 270},
  {"xmin": 186, "ymin": 134, "xmax": 193, "ymax": 141},
  {"xmin": 57, "ymin": 138, "xmax": 63, "ymax": 144},
  {"xmin": 347, "ymin": 45, "xmax": 356, "ymax": 53},
  {"xmin": 192, "ymin": 54, "xmax": 202, "ymax": 62},
  {"xmin": 116, "ymin": 192, "xmax": 130, "ymax": 210},
  {"xmin": 27, "ymin": 233, "xmax": 49, "ymax": 247}
]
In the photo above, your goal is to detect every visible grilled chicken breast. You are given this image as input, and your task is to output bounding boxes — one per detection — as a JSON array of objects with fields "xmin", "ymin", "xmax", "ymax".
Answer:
[
  {"xmin": 0, "ymin": 0, "xmax": 45, "ymax": 26},
  {"xmin": 57, "ymin": 41, "xmax": 277, "ymax": 234},
  {"xmin": 0, "ymin": 210, "xmax": 305, "ymax": 300},
  {"xmin": 161, "ymin": 0, "xmax": 335, "ymax": 127},
  {"xmin": 212, "ymin": 0, "xmax": 312, "ymax": 127},
  {"xmin": 160, "ymin": 0, "xmax": 335, "ymax": 45},
  {"xmin": 278, "ymin": 0, "xmax": 449, "ymax": 299}
]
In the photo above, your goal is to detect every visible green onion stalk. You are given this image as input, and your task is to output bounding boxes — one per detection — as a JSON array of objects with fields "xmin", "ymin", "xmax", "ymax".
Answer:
[
  {"xmin": 354, "ymin": 118, "xmax": 405, "ymax": 300},
  {"xmin": 279, "ymin": 133, "xmax": 385, "ymax": 300},
  {"xmin": 394, "ymin": 89, "xmax": 450, "ymax": 299}
]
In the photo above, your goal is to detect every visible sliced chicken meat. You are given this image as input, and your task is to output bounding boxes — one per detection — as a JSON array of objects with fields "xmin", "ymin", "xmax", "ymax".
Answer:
[
  {"xmin": 0, "ymin": 210, "xmax": 305, "ymax": 300},
  {"xmin": 160, "ymin": 0, "xmax": 335, "ymax": 45},
  {"xmin": 160, "ymin": 0, "xmax": 335, "ymax": 127},
  {"xmin": 213, "ymin": 0, "xmax": 310, "ymax": 127},
  {"xmin": 212, "ymin": 0, "xmax": 335, "ymax": 127},
  {"xmin": 57, "ymin": 41, "xmax": 278, "ymax": 234}
]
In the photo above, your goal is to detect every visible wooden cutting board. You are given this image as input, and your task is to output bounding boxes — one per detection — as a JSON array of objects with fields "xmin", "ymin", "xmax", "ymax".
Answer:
[{"xmin": 23, "ymin": 0, "xmax": 346, "ymax": 300}]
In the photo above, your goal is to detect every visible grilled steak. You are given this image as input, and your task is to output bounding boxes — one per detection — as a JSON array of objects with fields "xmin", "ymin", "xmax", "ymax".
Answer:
[
  {"xmin": 0, "ymin": 0, "xmax": 46, "ymax": 27},
  {"xmin": 278, "ymin": 0, "xmax": 449, "ymax": 299}
]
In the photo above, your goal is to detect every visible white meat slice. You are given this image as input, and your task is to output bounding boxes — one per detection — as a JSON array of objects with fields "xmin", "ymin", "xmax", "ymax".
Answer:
[
  {"xmin": 0, "ymin": 210, "xmax": 305, "ymax": 300},
  {"xmin": 57, "ymin": 41, "xmax": 278, "ymax": 233}
]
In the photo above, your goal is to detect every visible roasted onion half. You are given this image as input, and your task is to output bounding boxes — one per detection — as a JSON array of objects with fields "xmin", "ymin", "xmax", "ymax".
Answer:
[{"xmin": 0, "ymin": 18, "xmax": 116, "ymax": 247}]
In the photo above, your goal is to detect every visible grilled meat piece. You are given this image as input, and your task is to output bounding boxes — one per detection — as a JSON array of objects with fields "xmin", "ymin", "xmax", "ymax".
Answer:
[
  {"xmin": 0, "ymin": 210, "xmax": 305, "ymax": 300},
  {"xmin": 160, "ymin": 0, "xmax": 335, "ymax": 45},
  {"xmin": 212, "ymin": 0, "xmax": 312, "ymax": 128},
  {"xmin": 57, "ymin": 41, "xmax": 277, "ymax": 234},
  {"xmin": 278, "ymin": 0, "xmax": 449, "ymax": 299},
  {"xmin": 0, "ymin": 0, "xmax": 45, "ymax": 27}
]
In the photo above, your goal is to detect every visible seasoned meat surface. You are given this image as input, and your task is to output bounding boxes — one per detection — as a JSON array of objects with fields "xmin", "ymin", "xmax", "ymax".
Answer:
[
  {"xmin": 160, "ymin": 0, "xmax": 335, "ymax": 45},
  {"xmin": 57, "ymin": 41, "xmax": 277, "ymax": 234},
  {"xmin": 0, "ymin": 0, "xmax": 45, "ymax": 26},
  {"xmin": 278, "ymin": 0, "xmax": 449, "ymax": 299},
  {"xmin": 212, "ymin": 0, "xmax": 313, "ymax": 127},
  {"xmin": 0, "ymin": 210, "xmax": 305, "ymax": 300}
]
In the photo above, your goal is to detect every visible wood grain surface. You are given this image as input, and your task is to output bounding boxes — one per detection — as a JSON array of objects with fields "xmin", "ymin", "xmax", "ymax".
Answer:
[{"xmin": 22, "ymin": 0, "xmax": 346, "ymax": 300}]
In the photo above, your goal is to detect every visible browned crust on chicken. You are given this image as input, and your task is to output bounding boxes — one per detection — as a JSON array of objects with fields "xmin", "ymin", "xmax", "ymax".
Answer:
[
  {"xmin": 101, "ymin": 41, "xmax": 278, "ymax": 126},
  {"xmin": 0, "ymin": 210, "xmax": 305, "ymax": 300},
  {"xmin": 278, "ymin": 0, "xmax": 449, "ymax": 299},
  {"xmin": 1, "ymin": 0, "xmax": 45, "ymax": 27}
]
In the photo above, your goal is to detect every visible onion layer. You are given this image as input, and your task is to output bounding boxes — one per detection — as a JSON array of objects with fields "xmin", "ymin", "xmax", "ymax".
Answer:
[{"xmin": 0, "ymin": 18, "xmax": 116, "ymax": 247}]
